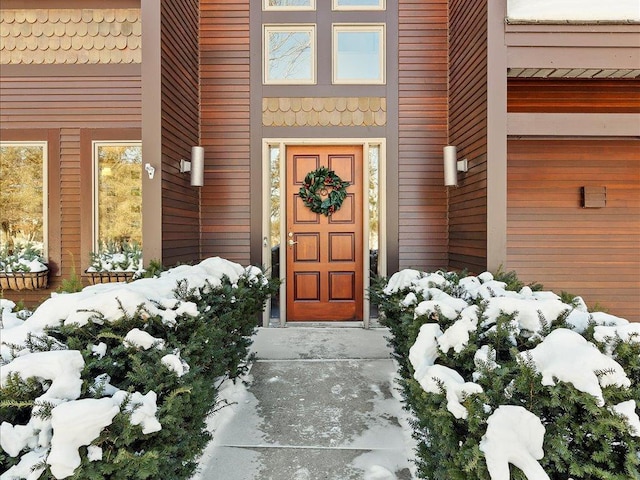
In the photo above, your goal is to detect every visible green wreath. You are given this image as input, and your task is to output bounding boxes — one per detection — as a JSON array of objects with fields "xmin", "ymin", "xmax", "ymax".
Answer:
[{"xmin": 299, "ymin": 167, "xmax": 351, "ymax": 216}]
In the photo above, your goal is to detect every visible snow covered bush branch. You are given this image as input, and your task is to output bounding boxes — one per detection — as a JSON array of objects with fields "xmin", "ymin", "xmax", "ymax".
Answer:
[{"xmin": 372, "ymin": 269, "xmax": 639, "ymax": 480}]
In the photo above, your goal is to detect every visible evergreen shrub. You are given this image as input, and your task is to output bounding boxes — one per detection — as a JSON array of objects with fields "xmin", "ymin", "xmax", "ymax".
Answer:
[
  {"xmin": 371, "ymin": 270, "xmax": 639, "ymax": 480},
  {"xmin": 1, "ymin": 270, "xmax": 279, "ymax": 480}
]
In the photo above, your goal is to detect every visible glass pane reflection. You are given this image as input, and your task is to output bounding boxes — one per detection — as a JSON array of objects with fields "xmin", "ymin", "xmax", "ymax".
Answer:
[
  {"xmin": 267, "ymin": 30, "xmax": 313, "ymax": 82},
  {"xmin": 269, "ymin": 146, "xmax": 281, "ymax": 318}
]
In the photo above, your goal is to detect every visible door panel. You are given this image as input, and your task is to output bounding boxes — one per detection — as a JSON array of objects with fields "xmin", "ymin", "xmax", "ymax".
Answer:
[{"xmin": 286, "ymin": 145, "xmax": 363, "ymax": 321}]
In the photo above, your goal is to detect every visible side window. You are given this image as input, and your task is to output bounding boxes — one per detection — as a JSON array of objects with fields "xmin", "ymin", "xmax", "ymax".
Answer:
[
  {"xmin": 0, "ymin": 142, "xmax": 47, "ymax": 256},
  {"xmin": 264, "ymin": 25, "xmax": 316, "ymax": 84},
  {"xmin": 333, "ymin": 25, "xmax": 385, "ymax": 84},
  {"xmin": 93, "ymin": 142, "xmax": 143, "ymax": 252}
]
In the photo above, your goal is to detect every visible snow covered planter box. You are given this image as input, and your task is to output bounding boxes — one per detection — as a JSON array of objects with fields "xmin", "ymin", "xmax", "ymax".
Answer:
[
  {"xmin": 371, "ymin": 270, "xmax": 640, "ymax": 480},
  {"xmin": 0, "ymin": 257, "xmax": 279, "ymax": 480}
]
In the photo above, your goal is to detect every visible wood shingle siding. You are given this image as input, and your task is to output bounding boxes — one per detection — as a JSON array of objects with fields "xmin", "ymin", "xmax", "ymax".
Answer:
[
  {"xmin": 159, "ymin": 0, "xmax": 200, "ymax": 266},
  {"xmin": 398, "ymin": 0, "xmax": 449, "ymax": 271},
  {"xmin": 199, "ymin": 0, "xmax": 251, "ymax": 265},
  {"xmin": 507, "ymin": 139, "xmax": 640, "ymax": 323},
  {"xmin": 447, "ymin": 0, "xmax": 489, "ymax": 273}
]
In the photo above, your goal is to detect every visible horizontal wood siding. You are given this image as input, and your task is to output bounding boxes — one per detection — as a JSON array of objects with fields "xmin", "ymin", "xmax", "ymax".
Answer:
[
  {"xmin": 160, "ymin": 0, "xmax": 200, "ymax": 265},
  {"xmin": 447, "ymin": 0, "xmax": 488, "ymax": 272},
  {"xmin": 0, "ymin": 73, "xmax": 141, "ymax": 306},
  {"xmin": 199, "ymin": 0, "xmax": 251, "ymax": 265},
  {"xmin": 398, "ymin": 0, "xmax": 449, "ymax": 270},
  {"xmin": 508, "ymin": 79, "xmax": 640, "ymax": 113},
  {"xmin": 507, "ymin": 139, "xmax": 640, "ymax": 322}
]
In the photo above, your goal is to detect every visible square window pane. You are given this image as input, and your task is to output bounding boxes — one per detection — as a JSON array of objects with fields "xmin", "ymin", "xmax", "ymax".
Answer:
[
  {"xmin": 334, "ymin": 27, "xmax": 384, "ymax": 84},
  {"xmin": 265, "ymin": 0, "xmax": 314, "ymax": 9},
  {"xmin": 265, "ymin": 26, "xmax": 315, "ymax": 84},
  {"xmin": 334, "ymin": 0, "xmax": 384, "ymax": 9}
]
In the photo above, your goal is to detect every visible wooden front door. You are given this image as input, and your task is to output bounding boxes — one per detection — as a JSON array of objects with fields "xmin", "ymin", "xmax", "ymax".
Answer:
[{"xmin": 286, "ymin": 145, "xmax": 364, "ymax": 321}]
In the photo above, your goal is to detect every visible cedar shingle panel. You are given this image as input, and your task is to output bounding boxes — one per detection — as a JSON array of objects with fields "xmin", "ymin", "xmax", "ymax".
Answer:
[{"xmin": 0, "ymin": 9, "xmax": 141, "ymax": 65}]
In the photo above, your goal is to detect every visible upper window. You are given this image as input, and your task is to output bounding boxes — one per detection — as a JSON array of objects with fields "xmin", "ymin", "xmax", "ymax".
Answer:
[
  {"xmin": 333, "ymin": 0, "xmax": 385, "ymax": 10},
  {"xmin": 264, "ymin": 25, "xmax": 316, "ymax": 84},
  {"xmin": 0, "ymin": 142, "xmax": 48, "ymax": 256},
  {"xmin": 93, "ymin": 142, "xmax": 142, "ymax": 252},
  {"xmin": 333, "ymin": 25, "xmax": 385, "ymax": 84},
  {"xmin": 264, "ymin": 0, "xmax": 315, "ymax": 10}
]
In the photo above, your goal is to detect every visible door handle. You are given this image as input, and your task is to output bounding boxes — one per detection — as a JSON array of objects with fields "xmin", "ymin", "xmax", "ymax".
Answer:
[{"xmin": 288, "ymin": 239, "xmax": 298, "ymax": 247}]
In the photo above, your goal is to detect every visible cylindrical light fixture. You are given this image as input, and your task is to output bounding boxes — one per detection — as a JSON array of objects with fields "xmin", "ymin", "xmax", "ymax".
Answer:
[
  {"xmin": 444, "ymin": 145, "xmax": 458, "ymax": 187},
  {"xmin": 190, "ymin": 146, "xmax": 204, "ymax": 187}
]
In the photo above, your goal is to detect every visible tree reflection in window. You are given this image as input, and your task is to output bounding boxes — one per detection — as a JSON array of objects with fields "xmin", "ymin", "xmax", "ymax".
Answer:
[
  {"xmin": 0, "ymin": 143, "xmax": 46, "ymax": 254},
  {"xmin": 95, "ymin": 143, "xmax": 142, "ymax": 250},
  {"xmin": 265, "ymin": 26, "xmax": 314, "ymax": 83}
]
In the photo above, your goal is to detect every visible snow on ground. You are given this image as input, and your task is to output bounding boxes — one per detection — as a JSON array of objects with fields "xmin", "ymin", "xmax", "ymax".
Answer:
[
  {"xmin": 508, "ymin": 0, "xmax": 640, "ymax": 21},
  {"xmin": 0, "ymin": 257, "xmax": 260, "ymax": 480},
  {"xmin": 388, "ymin": 268, "xmax": 637, "ymax": 480}
]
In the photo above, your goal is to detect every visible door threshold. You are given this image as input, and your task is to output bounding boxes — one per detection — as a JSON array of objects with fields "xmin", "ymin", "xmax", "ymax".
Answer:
[{"xmin": 271, "ymin": 320, "xmax": 383, "ymax": 329}]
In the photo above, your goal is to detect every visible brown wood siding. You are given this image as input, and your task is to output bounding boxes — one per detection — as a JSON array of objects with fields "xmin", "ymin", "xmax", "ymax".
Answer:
[
  {"xmin": 160, "ymin": 0, "xmax": 200, "ymax": 265},
  {"xmin": 508, "ymin": 79, "xmax": 640, "ymax": 113},
  {"xmin": 0, "ymin": 73, "xmax": 141, "ymax": 307},
  {"xmin": 199, "ymin": 0, "xmax": 251, "ymax": 265},
  {"xmin": 398, "ymin": 0, "xmax": 449, "ymax": 271},
  {"xmin": 507, "ymin": 139, "xmax": 640, "ymax": 323},
  {"xmin": 447, "ymin": 0, "xmax": 489, "ymax": 273}
]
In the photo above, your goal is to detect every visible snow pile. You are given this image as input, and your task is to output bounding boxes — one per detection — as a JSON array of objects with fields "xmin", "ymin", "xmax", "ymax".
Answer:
[
  {"xmin": 480, "ymin": 405, "xmax": 549, "ymax": 480},
  {"xmin": 507, "ymin": 0, "xmax": 640, "ymax": 22},
  {"xmin": 0, "ymin": 257, "xmax": 262, "ymax": 480},
  {"xmin": 385, "ymin": 268, "xmax": 638, "ymax": 480}
]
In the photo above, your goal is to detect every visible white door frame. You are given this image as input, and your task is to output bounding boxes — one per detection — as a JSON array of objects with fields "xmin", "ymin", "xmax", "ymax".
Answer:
[{"xmin": 262, "ymin": 138, "xmax": 386, "ymax": 328}]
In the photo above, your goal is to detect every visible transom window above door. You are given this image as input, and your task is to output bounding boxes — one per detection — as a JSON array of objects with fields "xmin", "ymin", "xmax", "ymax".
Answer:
[{"xmin": 264, "ymin": 25, "xmax": 316, "ymax": 84}]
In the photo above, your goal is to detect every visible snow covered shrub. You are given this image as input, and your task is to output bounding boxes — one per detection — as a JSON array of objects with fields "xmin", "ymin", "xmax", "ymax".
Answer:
[
  {"xmin": 0, "ymin": 258, "xmax": 278, "ymax": 480},
  {"xmin": 371, "ymin": 269, "xmax": 640, "ymax": 480}
]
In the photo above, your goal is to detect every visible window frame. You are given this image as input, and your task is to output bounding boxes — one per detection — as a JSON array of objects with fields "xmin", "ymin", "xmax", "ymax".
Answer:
[
  {"xmin": 263, "ymin": 0, "xmax": 316, "ymax": 11},
  {"xmin": 333, "ymin": 0, "xmax": 385, "ymax": 11},
  {"xmin": 92, "ymin": 140, "xmax": 143, "ymax": 252},
  {"xmin": 0, "ymin": 141, "xmax": 49, "ymax": 257},
  {"xmin": 332, "ymin": 24, "xmax": 386, "ymax": 85},
  {"xmin": 263, "ymin": 24, "xmax": 317, "ymax": 85}
]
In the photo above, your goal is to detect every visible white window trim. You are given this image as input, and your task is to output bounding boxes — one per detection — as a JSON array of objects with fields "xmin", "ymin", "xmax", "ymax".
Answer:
[
  {"xmin": 332, "ymin": 24, "xmax": 386, "ymax": 85},
  {"xmin": 333, "ymin": 0, "xmax": 385, "ymax": 11},
  {"xmin": 0, "ymin": 141, "xmax": 48, "ymax": 258},
  {"xmin": 263, "ymin": 0, "xmax": 316, "ymax": 11},
  {"xmin": 261, "ymin": 138, "xmax": 387, "ymax": 329},
  {"xmin": 263, "ymin": 24, "xmax": 317, "ymax": 85},
  {"xmin": 92, "ymin": 141, "xmax": 142, "ymax": 252}
]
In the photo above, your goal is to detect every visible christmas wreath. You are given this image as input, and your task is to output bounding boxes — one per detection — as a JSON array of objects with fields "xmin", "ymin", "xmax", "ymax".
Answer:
[{"xmin": 299, "ymin": 166, "xmax": 350, "ymax": 216}]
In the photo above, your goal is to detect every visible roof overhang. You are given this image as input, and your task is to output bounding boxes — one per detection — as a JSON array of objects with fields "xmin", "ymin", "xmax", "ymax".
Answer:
[{"xmin": 505, "ymin": 22, "xmax": 640, "ymax": 79}]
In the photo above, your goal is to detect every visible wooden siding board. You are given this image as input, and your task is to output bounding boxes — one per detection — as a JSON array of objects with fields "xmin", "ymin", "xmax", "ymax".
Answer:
[
  {"xmin": 199, "ymin": 0, "xmax": 251, "ymax": 266},
  {"xmin": 507, "ymin": 139, "xmax": 640, "ymax": 322},
  {"xmin": 398, "ymin": 0, "xmax": 448, "ymax": 272},
  {"xmin": 159, "ymin": 0, "xmax": 200, "ymax": 266},
  {"xmin": 448, "ymin": 0, "xmax": 489, "ymax": 272}
]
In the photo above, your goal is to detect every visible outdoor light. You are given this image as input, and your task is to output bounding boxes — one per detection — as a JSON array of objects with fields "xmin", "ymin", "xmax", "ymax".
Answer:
[
  {"xmin": 443, "ymin": 145, "xmax": 468, "ymax": 187},
  {"xmin": 180, "ymin": 146, "xmax": 204, "ymax": 187}
]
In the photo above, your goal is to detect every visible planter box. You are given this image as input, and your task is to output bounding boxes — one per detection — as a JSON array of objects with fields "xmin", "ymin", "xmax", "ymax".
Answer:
[
  {"xmin": 0, "ymin": 270, "xmax": 49, "ymax": 290},
  {"xmin": 86, "ymin": 271, "xmax": 136, "ymax": 285}
]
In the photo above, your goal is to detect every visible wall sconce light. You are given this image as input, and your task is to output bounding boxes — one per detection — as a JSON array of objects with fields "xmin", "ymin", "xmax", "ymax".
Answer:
[
  {"xmin": 144, "ymin": 163, "xmax": 155, "ymax": 180},
  {"xmin": 180, "ymin": 146, "xmax": 204, "ymax": 187},
  {"xmin": 443, "ymin": 145, "xmax": 468, "ymax": 187}
]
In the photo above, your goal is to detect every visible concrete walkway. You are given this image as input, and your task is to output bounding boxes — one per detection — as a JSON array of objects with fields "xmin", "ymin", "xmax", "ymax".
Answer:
[{"xmin": 194, "ymin": 326, "xmax": 416, "ymax": 480}]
